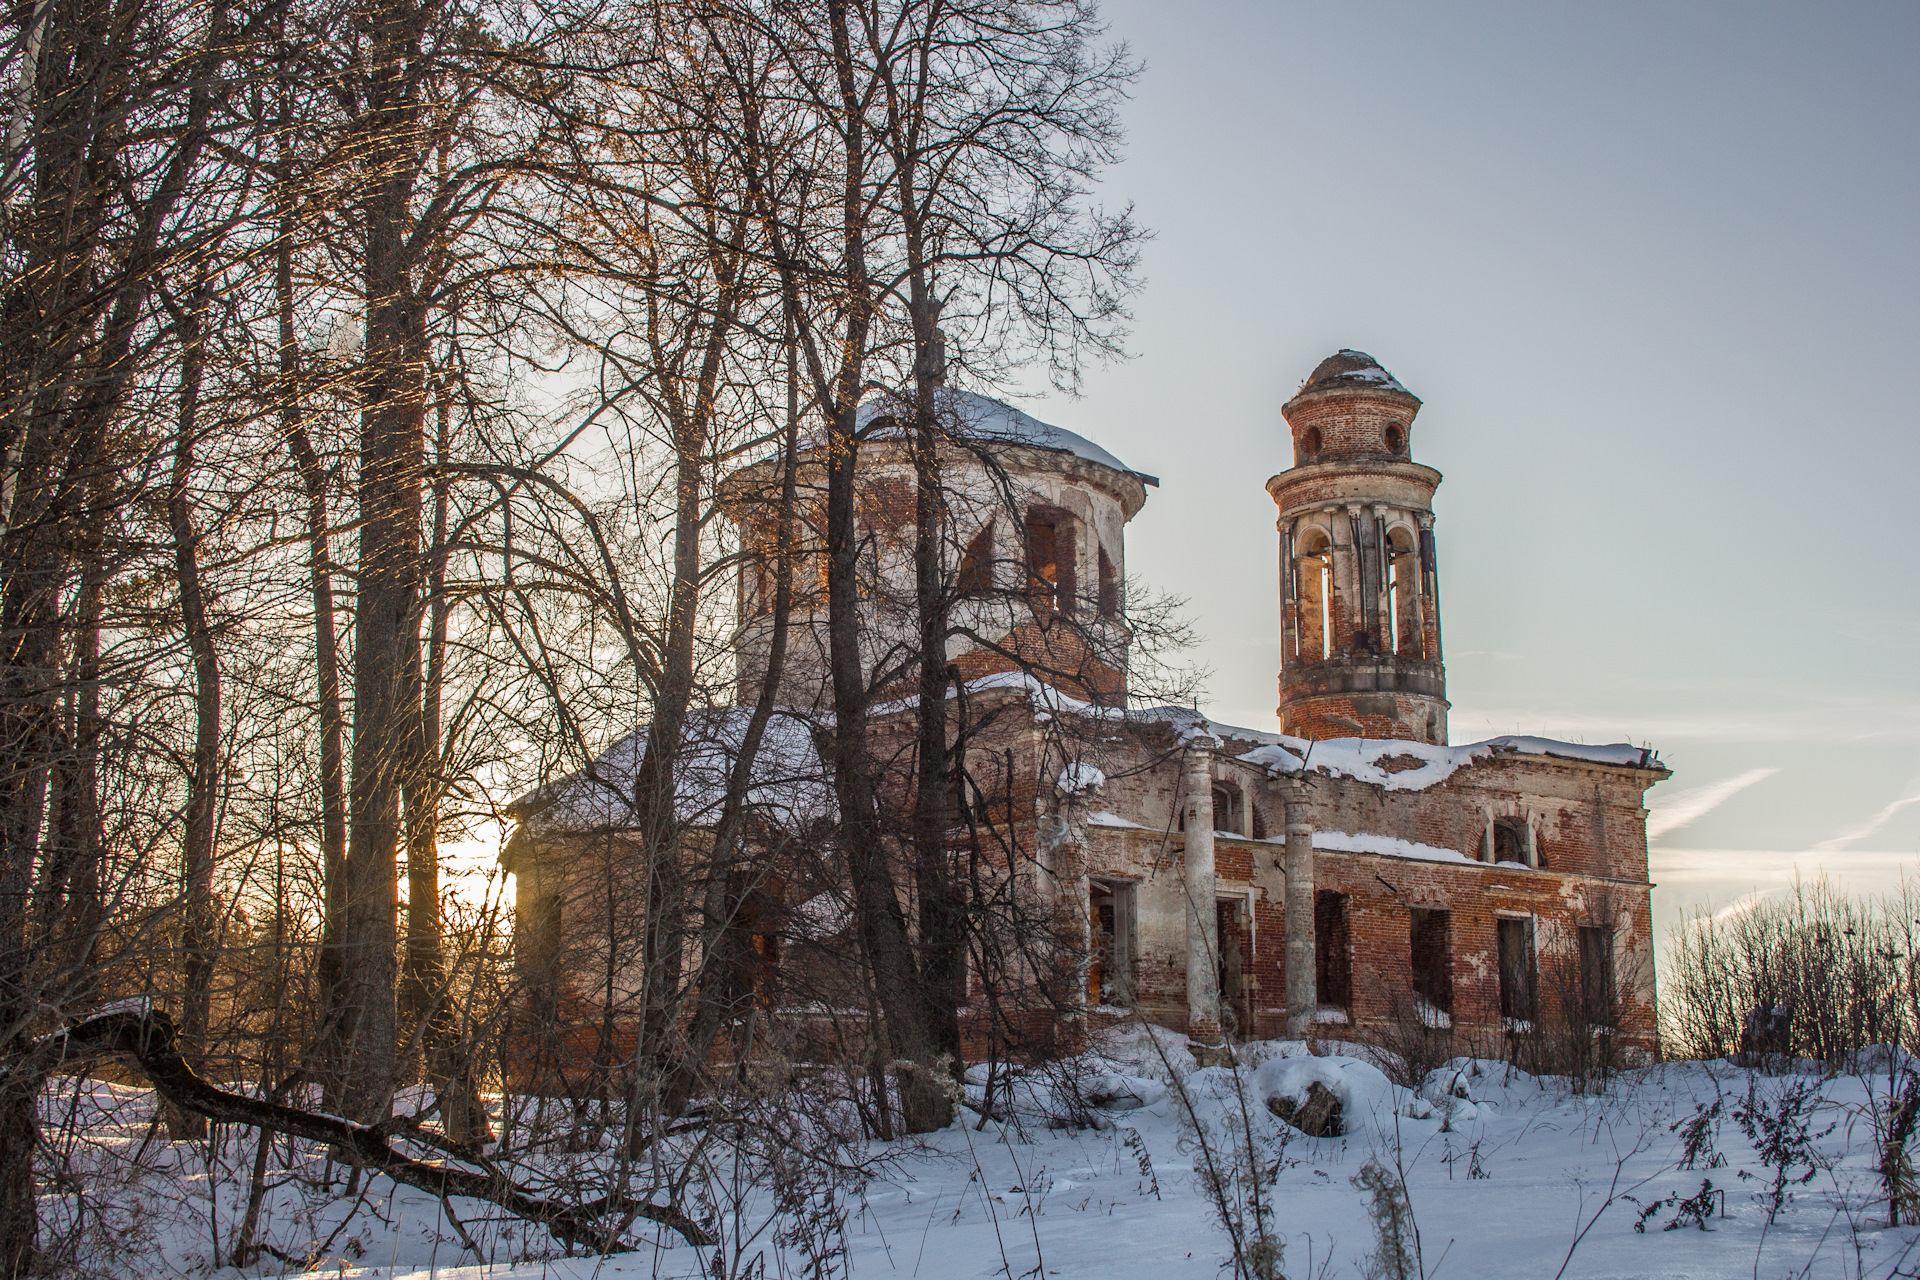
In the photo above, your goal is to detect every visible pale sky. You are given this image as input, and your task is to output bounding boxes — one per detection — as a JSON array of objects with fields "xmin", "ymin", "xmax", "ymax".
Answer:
[{"xmin": 1023, "ymin": 0, "xmax": 1920, "ymax": 937}]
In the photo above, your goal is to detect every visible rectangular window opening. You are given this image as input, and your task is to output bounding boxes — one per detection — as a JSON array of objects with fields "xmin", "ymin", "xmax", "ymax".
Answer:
[
  {"xmin": 1497, "ymin": 916, "xmax": 1537, "ymax": 1023},
  {"xmin": 1098, "ymin": 546, "xmax": 1120, "ymax": 616},
  {"xmin": 1410, "ymin": 908, "xmax": 1452, "ymax": 1016},
  {"xmin": 1315, "ymin": 890, "xmax": 1351, "ymax": 1011},
  {"xmin": 1216, "ymin": 897, "xmax": 1252, "ymax": 1036},
  {"xmin": 1090, "ymin": 879, "xmax": 1135, "ymax": 1008},
  {"xmin": 1578, "ymin": 924, "xmax": 1615, "ymax": 1025},
  {"xmin": 1386, "ymin": 557, "xmax": 1399, "ymax": 654}
]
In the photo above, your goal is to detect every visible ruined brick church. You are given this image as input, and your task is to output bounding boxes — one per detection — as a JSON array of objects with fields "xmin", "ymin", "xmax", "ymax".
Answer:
[{"xmin": 510, "ymin": 349, "xmax": 1669, "ymax": 1064}]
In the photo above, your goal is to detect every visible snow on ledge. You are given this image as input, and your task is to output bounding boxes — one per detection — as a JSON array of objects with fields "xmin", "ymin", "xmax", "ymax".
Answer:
[
  {"xmin": 1057, "ymin": 763, "xmax": 1106, "ymax": 794},
  {"xmin": 1085, "ymin": 810, "xmax": 1146, "ymax": 829},
  {"xmin": 1312, "ymin": 829, "xmax": 1474, "ymax": 864},
  {"xmin": 870, "ymin": 670, "xmax": 1122, "ymax": 722}
]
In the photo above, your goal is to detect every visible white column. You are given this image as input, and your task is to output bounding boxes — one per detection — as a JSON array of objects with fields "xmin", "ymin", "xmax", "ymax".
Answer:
[
  {"xmin": 1372, "ymin": 502, "xmax": 1392, "ymax": 653},
  {"xmin": 1184, "ymin": 738, "xmax": 1220, "ymax": 1044},
  {"xmin": 1277, "ymin": 520, "xmax": 1296, "ymax": 668},
  {"xmin": 1281, "ymin": 780, "xmax": 1317, "ymax": 1038}
]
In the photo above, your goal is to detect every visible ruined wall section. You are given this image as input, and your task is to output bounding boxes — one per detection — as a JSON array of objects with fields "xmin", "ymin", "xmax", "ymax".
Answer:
[{"xmin": 1076, "ymin": 723, "xmax": 1662, "ymax": 1053}]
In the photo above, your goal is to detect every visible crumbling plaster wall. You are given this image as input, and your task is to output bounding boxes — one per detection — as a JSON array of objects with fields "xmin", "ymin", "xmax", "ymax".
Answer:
[{"xmin": 725, "ymin": 440, "xmax": 1144, "ymax": 710}]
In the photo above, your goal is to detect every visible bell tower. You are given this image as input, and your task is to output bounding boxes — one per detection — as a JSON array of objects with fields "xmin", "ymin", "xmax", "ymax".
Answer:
[{"xmin": 1267, "ymin": 350, "xmax": 1449, "ymax": 744}]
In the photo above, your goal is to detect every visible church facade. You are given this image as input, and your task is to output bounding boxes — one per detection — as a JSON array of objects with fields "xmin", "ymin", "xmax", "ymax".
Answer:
[{"xmin": 510, "ymin": 350, "xmax": 1669, "ymax": 1066}]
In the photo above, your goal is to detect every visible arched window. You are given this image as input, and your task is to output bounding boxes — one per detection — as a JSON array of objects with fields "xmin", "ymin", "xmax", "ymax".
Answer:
[
  {"xmin": 1296, "ymin": 530, "xmax": 1332, "ymax": 661},
  {"xmin": 1098, "ymin": 546, "xmax": 1120, "ymax": 616},
  {"xmin": 1384, "ymin": 422, "xmax": 1405, "ymax": 454},
  {"xmin": 1211, "ymin": 780, "xmax": 1246, "ymax": 836},
  {"xmin": 1299, "ymin": 426, "xmax": 1323, "ymax": 460},
  {"xmin": 1493, "ymin": 817, "xmax": 1532, "ymax": 866},
  {"xmin": 1386, "ymin": 526, "xmax": 1420, "ymax": 657}
]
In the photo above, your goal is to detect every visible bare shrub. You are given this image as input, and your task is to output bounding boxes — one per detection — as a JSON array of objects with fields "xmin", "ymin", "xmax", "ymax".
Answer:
[
  {"xmin": 1360, "ymin": 994, "xmax": 1457, "ymax": 1090},
  {"xmin": 1662, "ymin": 875, "xmax": 1920, "ymax": 1067}
]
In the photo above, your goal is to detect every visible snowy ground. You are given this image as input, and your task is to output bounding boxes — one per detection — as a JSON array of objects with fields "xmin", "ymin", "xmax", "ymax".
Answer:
[{"xmin": 39, "ymin": 1029, "xmax": 1920, "ymax": 1279}]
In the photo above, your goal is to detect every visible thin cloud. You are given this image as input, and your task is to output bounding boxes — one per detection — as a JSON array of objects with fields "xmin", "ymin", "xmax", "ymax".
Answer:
[
  {"xmin": 1449, "ymin": 700, "xmax": 1920, "ymax": 745},
  {"xmin": 1646, "ymin": 767, "xmax": 1779, "ymax": 839},
  {"xmin": 1815, "ymin": 775, "xmax": 1920, "ymax": 852},
  {"xmin": 1674, "ymin": 889, "xmax": 1778, "ymax": 930}
]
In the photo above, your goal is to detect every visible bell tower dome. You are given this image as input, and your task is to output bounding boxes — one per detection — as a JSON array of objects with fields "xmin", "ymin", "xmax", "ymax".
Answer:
[{"xmin": 1267, "ymin": 350, "xmax": 1449, "ymax": 743}]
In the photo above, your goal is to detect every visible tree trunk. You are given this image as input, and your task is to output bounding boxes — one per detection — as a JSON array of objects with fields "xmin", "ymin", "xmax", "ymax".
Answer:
[
  {"xmin": 659, "ymin": 323, "xmax": 801, "ymax": 1121},
  {"xmin": 168, "ymin": 276, "xmax": 219, "ymax": 1138},
  {"xmin": 340, "ymin": 0, "xmax": 431, "ymax": 1119},
  {"xmin": 902, "ymin": 271, "xmax": 964, "ymax": 1080},
  {"xmin": 276, "ymin": 78, "xmax": 350, "ymax": 1104}
]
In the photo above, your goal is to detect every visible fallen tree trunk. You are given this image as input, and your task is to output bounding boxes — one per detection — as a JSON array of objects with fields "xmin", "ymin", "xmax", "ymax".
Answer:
[{"xmin": 41, "ymin": 1007, "xmax": 714, "ymax": 1251}]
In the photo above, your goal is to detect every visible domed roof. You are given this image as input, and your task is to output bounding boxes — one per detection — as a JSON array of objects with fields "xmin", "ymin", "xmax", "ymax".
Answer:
[
  {"xmin": 1294, "ymin": 349, "xmax": 1418, "ymax": 402},
  {"xmin": 856, "ymin": 388, "xmax": 1154, "ymax": 484}
]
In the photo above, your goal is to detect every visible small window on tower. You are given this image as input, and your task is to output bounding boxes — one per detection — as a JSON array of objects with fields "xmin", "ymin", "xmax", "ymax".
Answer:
[
  {"xmin": 1024, "ymin": 509, "xmax": 1075, "ymax": 615},
  {"xmin": 1296, "ymin": 531, "xmax": 1332, "ymax": 662},
  {"xmin": 1098, "ymin": 547, "xmax": 1120, "ymax": 616},
  {"xmin": 957, "ymin": 523, "xmax": 992, "ymax": 597},
  {"xmin": 1385, "ymin": 423, "xmax": 1405, "ymax": 454},
  {"xmin": 1299, "ymin": 426, "xmax": 1323, "ymax": 459},
  {"xmin": 1386, "ymin": 526, "xmax": 1420, "ymax": 657}
]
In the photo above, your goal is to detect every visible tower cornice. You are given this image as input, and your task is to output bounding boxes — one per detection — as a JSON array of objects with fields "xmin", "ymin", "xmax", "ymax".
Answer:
[{"xmin": 1266, "ymin": 460, "xmax": 1441, "ymax": 513}]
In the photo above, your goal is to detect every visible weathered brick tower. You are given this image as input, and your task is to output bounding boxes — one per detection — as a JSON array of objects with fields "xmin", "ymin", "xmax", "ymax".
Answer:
[{"xmin": 1269, "ymin": 350, "xmax": 1449, "ymax": 743}]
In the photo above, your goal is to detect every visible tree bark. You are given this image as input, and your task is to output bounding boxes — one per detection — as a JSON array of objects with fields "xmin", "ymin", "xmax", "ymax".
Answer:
[
  {"xmin": 339, "ymin": 0, "xmax": 431, "ymax": 1122},
  {"xmin": 167, "ymin": 276, "xmax": 219, "ymax": 1137},
  {"xmin": 818, "ymin": 0, "xmax": 946, "ymax": 1134},
  {"xmin": 276, "ymin": 75, "xmax": 350, "ymax": 1105}
]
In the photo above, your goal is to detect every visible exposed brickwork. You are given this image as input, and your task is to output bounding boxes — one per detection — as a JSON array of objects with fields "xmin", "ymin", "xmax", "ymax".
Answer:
[{"xmin": 1278, "ymin": 690, "xmax": 1443, "ymax": 743}]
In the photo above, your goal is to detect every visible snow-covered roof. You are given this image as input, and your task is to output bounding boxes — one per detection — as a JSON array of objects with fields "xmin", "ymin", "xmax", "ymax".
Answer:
[
  {"xmin": 1481, "ymin": 735, "xmax": 1655, "ymax": 768},
  {"xmin": 1233, "ymin": 732, "xmax": 1660, "ymax": 791},
  {"xmin": 1291, "ymin": 349, "xmax": 1418, "ymax": 401},
  {"xmin": 1125, "ymin": 708, "xmax": 1660, "ymax": 792},
  {"xmin": 515, "ymin": 708, "xmax": 833, "ymax": 836},
  {"xmin": 855, "ymin": 388, "xmax": 1154, "ymax": 484}
]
